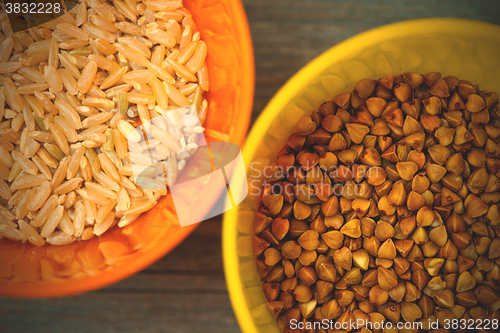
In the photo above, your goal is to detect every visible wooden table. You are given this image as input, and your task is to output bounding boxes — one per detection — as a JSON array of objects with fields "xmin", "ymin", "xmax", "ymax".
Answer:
[{"xmin": 2, "ymin": 1, "xmax": 500, "ymax": 332}]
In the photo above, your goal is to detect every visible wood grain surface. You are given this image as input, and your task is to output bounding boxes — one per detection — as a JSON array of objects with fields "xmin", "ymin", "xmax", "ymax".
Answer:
[{"xmin": 1, "ymin": 1, "xmax": 500, "ymax": 332}]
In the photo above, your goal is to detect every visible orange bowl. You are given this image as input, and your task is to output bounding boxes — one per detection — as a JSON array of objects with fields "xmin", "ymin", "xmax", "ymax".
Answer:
[{"xmin": 0, "ymin": 0, "xmax": 254, "ymax": 298}]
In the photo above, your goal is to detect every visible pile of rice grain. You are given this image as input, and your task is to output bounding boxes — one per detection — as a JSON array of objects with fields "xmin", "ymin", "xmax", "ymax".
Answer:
[{"xmin": 0, "ymin": 0, "xmax": 210, "ymax": 246}]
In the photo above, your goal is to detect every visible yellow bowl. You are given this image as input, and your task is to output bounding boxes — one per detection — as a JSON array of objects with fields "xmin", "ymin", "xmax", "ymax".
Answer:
[{"xmin": 223, "ymin": 18, "xmax": 500, "ymax": 333}]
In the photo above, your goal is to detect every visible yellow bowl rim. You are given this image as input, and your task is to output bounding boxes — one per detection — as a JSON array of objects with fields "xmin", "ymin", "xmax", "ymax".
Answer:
[{"xmin": 223, "ymin": 17, "xmax": 500, "ymax": 333}]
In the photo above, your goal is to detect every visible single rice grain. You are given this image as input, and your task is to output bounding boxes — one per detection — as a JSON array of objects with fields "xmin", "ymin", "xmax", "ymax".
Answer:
[
  {"xmin": 48, "ymin": 122, "xmax": 70, "ymax": 155},
  {"xmin": 46, "ymin": 230, "xmax": 76, "ymax": 245},
  {"xmin": 88, "ymin": 54, "xmax": 121, "ymax": 72},
  {"xmin": 81, "ymin": 227, "xmax": 95, "ymax": 240},
  {"xmin": 48, "ymin": 38, "xmax": 59, "ymax": 68},
  {"xmin": 93, "ymin": 211, "xmax": 115, "ymax": 236},
  {"xmin": 125, "ymin": 200, "xmax": 156, "ymax": 216},
  {"xmin": 0, "ymin": 146, "xmax": 14, "ymax": 168},
  {"xmin": 116, "ymin": 186, "xmax": 131, "ymax": 212},
  {"xmin": 75, "ymin": 2, "xmax": 88, "ymax": 27},
  {"xmin": 123, "ymin": 70, "xmax": 154, "ymax": 84},
  {"xmin": 51, "ymin": 160, "xmax": 69, "ymax": 189},
  {"xmin": 118, "ymin": 37, "xmax": 151, "ymax": 58},
  {"xmin": 186, "ymin": 40, "xmax": 207, "ymax": 72},
  {"xmin": 57, "ymin": 68, "xmax": 78, "ymax": 95},
  {"xmin": 115, "ymin": 22, "xmax": 142, "ymax": 36},
  {"xmin": 78, "ymin": 61, "xmax": 97, "ymax": 93},
  {"xmin": 58, "ymin": 53, "xmax": 82, "ymax": 79},
  {"xmin": 0, "ymin": 178, "xmax": 11, "ymax": 200},
  {"xmin": 115, "ymin": 43, "xmax": 149, "ymax": 66},
  {"xmin": 0, "ymin": 37, "xmax": 14, "ymax": 63},
  {"xmin": 0, "ymin": 224, "xmax": 24, "ymax": 242},
  {"xmin": 53, "ymin": 116, "xmax": 79, "ymax": 143},
  {"xmin": 102, "ymin": 149, "xmax": 122, "ymax": 169},
  {"xmin": 8, "ymin": 189, "xmax": 26, "ymax": 206},
  {"xmin": 100, "ymin": 66, "xmax": 128, "ymax": 90},
  {"xmin": 59, "ymin": 210, "xmax": 75, "ymax": 236},
  {"xmin": 0, "ymin": 62, "xmax": 22, "ymax": 74},
  {"xmin": 31, "ymin": 155, "xmax": 52, "ymax": 181},
  {"xmin": 127, "ymin": 92, "xmax": 156, "ymax": 105},
  {"xmin": 77, "ymin": 187, "xmax": 111, "ymax": 205},
  {"xmin": 80, "ymin": 156, "xmax": 93, "ymax": 182},
  {"xmin": 82, "ymin": 23, "xmax": 116, "ymax": 43},
  {"xmin": 151, "ymin": 45, "xmax": 165, "ymax": 66},
  {"xmin": 83, "ymin": 197, "xmax": 96, "ymax": 223},
  {"xmin": 57, "ymin": 23, "xmax": 90, "ymax": 41},
  {"xmin": 118, "ymin": 213, "xmax": 140, "ymax": 227},
  {"xmin": 98, "ymin": 153, "xmax": 121, "ymax": 182},
  {"xmin": 54, "ymin": 177, "xmax": 83, "ymax": 194},
  {"xmin": 40, "ymin": 205, "xmax": 64, "ymax": 237},
  {"xmin": 89, "ymin": 14, "xmax": 118, "ymax": 33},
  {"xmin": 18, "ymin": 220, "xmax": 45, "ymax": 246},
  {"xmin": 0, "ymin": 161, "xmax": 10, "ymax": 182},
  {"xmin": 85, "ymin": 181, "xmax": 118, "ymax": 199},
  {"xmin": 27, "ymin": 180, "xmax": 52, "ymax": 211},
  {"xmin": 93, "ymin": 38, "xmax": 117, "ymax": 56},
  {"xmin": 59, "ymin": 39, "xmax": 90, "ymax": 50},
  {"xmin": 95, "ymin": 200, "xmax": 117, "ymax": 224},
  {"xmin": 63, "ymin": 190, "xmax": 76, "ymax": 209},
  {"xmin": 165, "ymin": 82, "xmax": 190, "ymax": 107},
  {"xmin": 102, "ymin": 129, "xmax": 115, "ymax": 151},
  {"xmin": 67, "ymin": 146, "xmax": 86, "ymax": 179},
  {"xmin": 4, "ymin": 77, "xmax": 23, "ymax": 111},
  {"xmin": 73, "ymin": 200, "xmax": 86, "ymax": 237},
  {"xmin": 19, "ymin": 67, "xmax": 46, "ymax": 83},
  {"xmin": 113, "ymin": 0, "xmax": 137, "ymax": 21},
  {"xmin": 82, "ymin": 97, "xmax": 115, "ymax": 108},
  {"xmin": 11, "ymin": 150, "xmax": 38, "ymax": 175}
]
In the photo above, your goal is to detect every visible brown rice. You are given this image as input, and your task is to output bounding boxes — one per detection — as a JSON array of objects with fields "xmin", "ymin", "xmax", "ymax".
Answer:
[{"xmin": 0, "ymin": 0, "xmax": 208, "ymax": 245}]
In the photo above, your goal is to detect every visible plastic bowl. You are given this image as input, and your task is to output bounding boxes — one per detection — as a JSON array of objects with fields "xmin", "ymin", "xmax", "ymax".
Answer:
[
  {"xmin": 0, "ymin": 0, "xmax": 254, "ymax": 298},
  {"xmin": 223, "ymin": 18, "xmax": 500, "ymax": 333}
]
